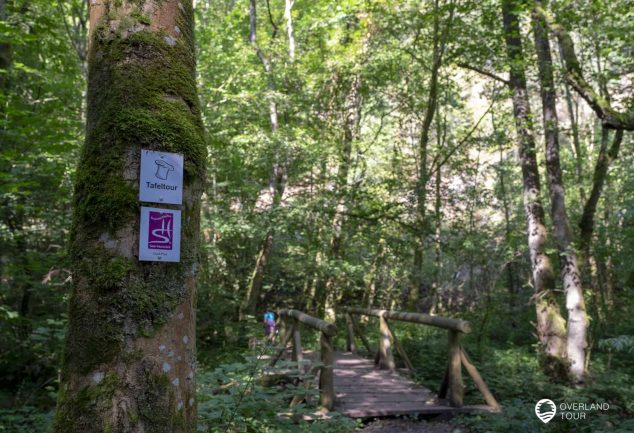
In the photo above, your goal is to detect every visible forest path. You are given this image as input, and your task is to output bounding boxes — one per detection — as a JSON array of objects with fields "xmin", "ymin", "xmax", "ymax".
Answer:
[
  {"xmin": 359, "ymin": 419, "xmax": 466, "ymax": 433},
  {"xmin": 333, "ymin": 352, "xmax": 437, "ymax": 417},
  {"xmin": 331, "ymin": 352, "xmax": 491, "ymax": 418}
]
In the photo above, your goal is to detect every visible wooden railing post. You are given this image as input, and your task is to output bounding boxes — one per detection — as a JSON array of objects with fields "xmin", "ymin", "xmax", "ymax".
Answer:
[
  {"xmin": 351, "ymin": 314, "xmax": 373, "ymax": 353},
  {"xmin": 460, "ymin": 348, "xmax": 500, "ymax": 411},
  {"xmin": 384, "ymin": 319, "xmax": 414, "ymax": 371},
  {"xmin": 378, "ymin": 314, "xmax": 395, "ymax": 370},
  {"xmin": 270, "ymin": 322, "xmax": 295, "ymax": 367},
  {"xmin": 447, "ymin": 330, "xmax": 463, "ymax": 407},
  {"xmin": 319, "ymin": 331, "xmax": 334, "ymax": 411},
  {"xmin": 345, "ymin": 313, "xmax": 356, "ymax": 354},
  {"xmin": 277, "ymin": 318, "xmax": 287, "ymax": 346},
  {"xmin": 291, "ymin": 318, "xmax": 304, "ymax": 374}
]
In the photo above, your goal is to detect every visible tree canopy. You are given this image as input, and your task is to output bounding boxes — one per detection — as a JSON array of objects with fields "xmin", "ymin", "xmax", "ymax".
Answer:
[{"xmin": 1, "ymin": 0, "xmax": 633, "ymax": 432}]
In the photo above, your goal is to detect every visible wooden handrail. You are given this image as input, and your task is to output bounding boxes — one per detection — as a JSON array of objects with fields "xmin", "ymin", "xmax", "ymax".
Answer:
[
  {"xmin": 274, "ymin": 309, "xmax": 337, "ymax": 411},
  {"xmin": 279, "ymin": 309, "xmax": 338, "ymax": 336},
  {"xmin": 342, "ymin": 306, "xmax": 471, "ymax": 333},
  {"xmin": 342, "ymin": 306, "xmax": 499, "ymax": 411}
]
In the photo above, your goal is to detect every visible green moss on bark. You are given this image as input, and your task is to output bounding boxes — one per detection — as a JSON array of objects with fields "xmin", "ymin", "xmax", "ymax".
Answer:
[
  {"xmin": 64, "ymin": 253, "xmax": 193, "ymax": 374},
  {"xmin": 73, "ymin": 26, "xmax": 204, "ymax": 235},
  {"xmin": 130, "ymin": 11, "xmax": 151, "ymax": 25},
  {"xmin": 63, "ymin": 0, "xmax": 205, "ymax": 370},
  {"xmin": 63, "ymin": 292, "xmax": 124, "ymax": 376},
  {"xmin": 54, "ymin": 374, "xmax": 120, "ymax": 433},
  {"xmin": 58, "ymin": 2, "xmax": 205, "ymax": 430},
  {"xmin": 137, "ymin": 373, "xmax": 177, "ymax": 433},
  {"xmin": 59, "ymin": 0, "xmax": 205, "ymax": 416}
]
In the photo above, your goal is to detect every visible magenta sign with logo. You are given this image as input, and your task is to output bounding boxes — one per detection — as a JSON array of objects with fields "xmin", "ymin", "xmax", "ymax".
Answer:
[
  {"xmin": 139, "ymin": 207, "xmax": 181, "ymax": 262},
  {"xmin": 148, "ymin": 211, "xmax": 174, "ymax": 250}
]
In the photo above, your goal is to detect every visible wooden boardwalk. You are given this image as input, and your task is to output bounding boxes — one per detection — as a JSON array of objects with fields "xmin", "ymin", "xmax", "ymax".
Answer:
[
  {"xmin": 273, "ymin": 309, "xmax": 500, "ymax": 418},
  {"xmin": 332, "ymin": 352, "xmax": 492, "ymax": 418}
]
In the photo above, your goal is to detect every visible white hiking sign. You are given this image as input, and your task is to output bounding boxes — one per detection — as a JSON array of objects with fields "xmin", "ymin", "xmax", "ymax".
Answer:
[{"xmin": 139, "ymin": 149, "xmax": 184, "ymax": 205}]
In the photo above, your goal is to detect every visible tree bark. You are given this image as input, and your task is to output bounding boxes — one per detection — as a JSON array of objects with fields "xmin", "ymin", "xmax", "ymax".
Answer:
[
  {"xmin": 54, "ymin": 2, "xmax": 205, "ymax": 432},
  {"xmin": 532, "ymin": 4, "xmax": 587, "ymax": 382},
  {"xmin": 502, "ymin": 0, "xmax": 567, "ymax": 374},
  {"xmin": 284, "ymin": 0, "xmax": 295, "ymax": 61},
  {"xmin": 431, "ymin": 104, "xmax": 447, "ymax": 313}
]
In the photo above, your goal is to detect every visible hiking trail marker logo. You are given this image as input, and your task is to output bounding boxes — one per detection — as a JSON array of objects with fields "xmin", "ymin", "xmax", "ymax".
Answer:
[
  {"xmin": 535, "ymin": 399, "xmax": 557, "ymax": 423},
  {"xmin": 139, "ymin": 149, "xmax": 183, "ymax": 205},
  {"xmin": 139, "ymin": 207, "xmax": 181, "ymax": 262},
  {"xmin": 138, "ymin": 149, "xmax": 184, "ymax": 263}
]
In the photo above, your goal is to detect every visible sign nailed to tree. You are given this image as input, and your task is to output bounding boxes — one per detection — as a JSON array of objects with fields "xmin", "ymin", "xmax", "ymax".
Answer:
[
  {"xmin": 139, "ymin": 149, "xmax": 184, "ymax": 205},
  {"xmin": 139, "ymin": 207, "xmax": 182, "ymax": 262}
]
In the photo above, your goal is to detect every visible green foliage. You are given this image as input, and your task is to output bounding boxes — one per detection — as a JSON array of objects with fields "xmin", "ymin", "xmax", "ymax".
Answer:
[
  {"xmin": 598, "ymin": 335, "xmax": 634, "ymax": 354},
  {"xmin": 452, "ymin": 347, "xmax": 634, "ymax": 432},
  {"xmin": 1, "ymin": 0, "xmax": 633, "ymax": 431},
  {"xmin": 0, "ymin": 307, "xmax": 66, "ymax": 405},
  {"xmin": 0, "ymin": 0, "xmax": 84, "ymax": 410},
  {"xmin": 0, "ymin": 407, "xmax": 53, "ymax": 433},
  {"xmin": 197, "ymin": 346, "xmax": 357, "ymax": 433}
]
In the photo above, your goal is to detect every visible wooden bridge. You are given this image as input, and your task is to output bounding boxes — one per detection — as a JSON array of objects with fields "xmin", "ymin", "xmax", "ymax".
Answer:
[{"xmin": 268, "ymin": 307, "xmax": 501, "ymax": 418}]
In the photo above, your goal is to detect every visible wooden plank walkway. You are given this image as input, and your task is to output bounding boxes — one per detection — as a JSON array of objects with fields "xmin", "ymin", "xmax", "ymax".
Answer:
[{"xmin": 332, "ymin": 352, "xmax": 492, "ymax": 418}]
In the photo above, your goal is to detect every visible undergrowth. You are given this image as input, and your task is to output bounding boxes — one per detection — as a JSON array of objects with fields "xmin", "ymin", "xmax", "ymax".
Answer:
[
  {"xmin": 197, "ymin": 334, "xmax": 358, "ymax": 433},
  {"xmin": 370, "ymin": 313, "xmax": 634, "ymax": 433}
]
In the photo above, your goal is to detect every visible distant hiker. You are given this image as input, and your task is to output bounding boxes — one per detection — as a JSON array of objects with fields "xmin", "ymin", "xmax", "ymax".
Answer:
[{"xmin": 263, "ymin": 310, "xmax": 276, "ymax": 342}]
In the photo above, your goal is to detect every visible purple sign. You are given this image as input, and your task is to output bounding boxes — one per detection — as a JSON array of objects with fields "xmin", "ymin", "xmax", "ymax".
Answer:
[
  {"xmin": 148, "ymin": 211, "xmax": 173, "ymax": 250},
  {"xmin": 139, "ymin": 207, "xmax": 181, "ymax": 262}
]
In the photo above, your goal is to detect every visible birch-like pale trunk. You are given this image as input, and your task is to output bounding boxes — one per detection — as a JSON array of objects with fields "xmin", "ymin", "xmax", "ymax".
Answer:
[
  {"xmin": 533, "ymin": 4, "xmax": 587, "ymax": 382},
  {"xmin": 502, "ymin": 0, "xmax": 567, "ymax": 374}
]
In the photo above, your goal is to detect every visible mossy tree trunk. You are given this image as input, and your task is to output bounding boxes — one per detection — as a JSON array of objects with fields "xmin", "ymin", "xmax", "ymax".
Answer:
[
  {"xmin": 532, "ymin": 4, "xmax": 588, "ymax": 383},
  {"xmin": 501, "ymin": 0, "xmax": 567, "ymax": 376},
  {"xmin": 54, "ymin": 1, "xmax": 205, "ymax": 432}
]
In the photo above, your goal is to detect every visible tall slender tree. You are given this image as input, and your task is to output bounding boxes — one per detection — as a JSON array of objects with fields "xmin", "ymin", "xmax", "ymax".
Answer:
[
  {"xmin": 532, "ymin": 3, "xmax": 587, "ymax": 382},
  {"xmin": 55, "ymin": 1, "xmax": 205, "ymax": 431},
  {"xmin": 501, "ymin": 0, "xmax": 567, "ymax": 375},
  {"xmin": 536, "ymin": 2, "xmax": 627, "ymax": 310}
]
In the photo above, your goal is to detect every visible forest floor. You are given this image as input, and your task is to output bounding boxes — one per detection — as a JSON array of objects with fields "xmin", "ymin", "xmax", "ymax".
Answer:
[{"xmin": 359, "ymin": 418, "xmax": 466, "ymax": 433}]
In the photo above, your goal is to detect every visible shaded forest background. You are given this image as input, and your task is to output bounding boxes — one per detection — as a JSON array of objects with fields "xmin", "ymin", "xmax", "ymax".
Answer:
[{"xmin": 1, "ymin": 0, "xmax": 633, "ymax": 432}]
